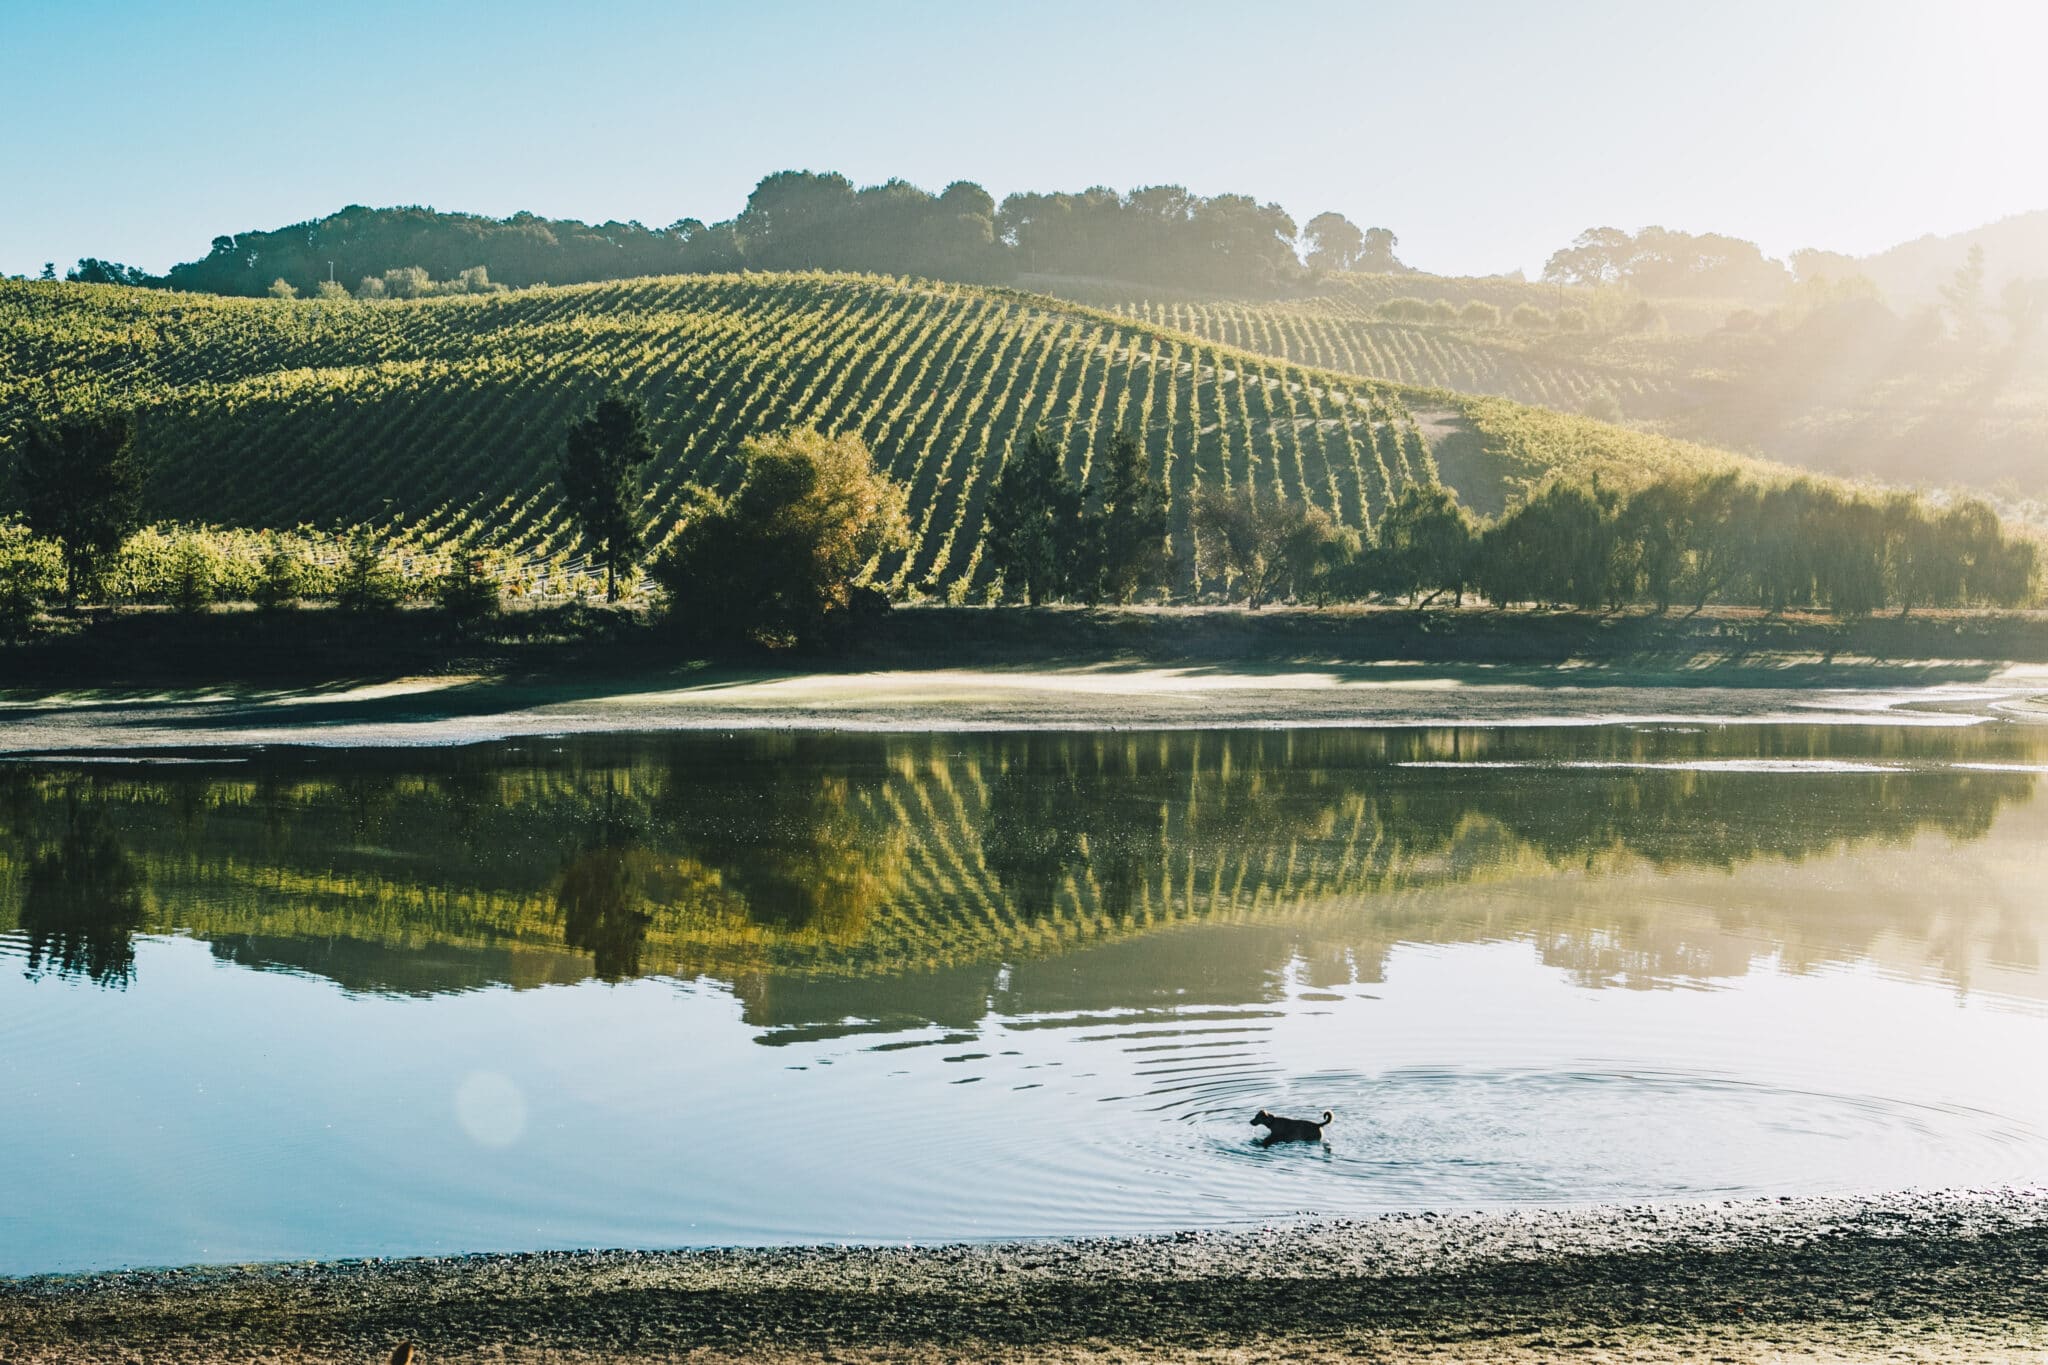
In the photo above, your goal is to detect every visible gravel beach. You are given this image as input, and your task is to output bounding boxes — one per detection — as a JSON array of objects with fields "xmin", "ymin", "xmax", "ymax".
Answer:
[{"xmin": 6, "ymin": 1192, "xmax": 2047, "ymax": 1363}]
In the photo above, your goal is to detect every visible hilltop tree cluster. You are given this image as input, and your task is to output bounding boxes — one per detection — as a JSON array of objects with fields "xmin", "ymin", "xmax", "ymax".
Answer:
[{"xmin": 63, "ymin": 173, "xmax": 1406, "ymax": 300}]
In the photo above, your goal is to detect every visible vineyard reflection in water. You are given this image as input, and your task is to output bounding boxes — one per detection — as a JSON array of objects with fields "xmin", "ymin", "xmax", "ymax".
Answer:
[{"xmin": 3, "ymin": 724, "xmax": 2048, "ymax": 1273}]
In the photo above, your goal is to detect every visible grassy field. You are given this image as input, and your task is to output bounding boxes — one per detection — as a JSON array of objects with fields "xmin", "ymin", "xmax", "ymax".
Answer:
[{"xmin": 1, "ymin": 274, "xmax": 1783, "ymax": 597}]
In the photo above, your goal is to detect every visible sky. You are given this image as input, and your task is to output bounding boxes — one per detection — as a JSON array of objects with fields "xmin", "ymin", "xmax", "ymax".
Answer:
[{"xmin": 4, "ymin": 0, "xmax": 2046, "ymax": 280}]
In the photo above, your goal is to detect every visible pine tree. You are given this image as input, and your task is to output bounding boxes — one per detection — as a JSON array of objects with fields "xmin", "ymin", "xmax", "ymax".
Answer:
[
  {"xmin": 984, "ymin": 427, "xmax": 1081, "ymax": 604},
  {"xmin": 558, "ymin": 392, "xmax": 657, "ymax": 602}
]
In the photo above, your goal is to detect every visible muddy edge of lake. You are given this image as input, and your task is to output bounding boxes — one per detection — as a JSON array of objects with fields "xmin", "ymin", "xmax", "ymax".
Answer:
[
  {"xmin": 2, "ymin": 659, "xmax": 2045, "ymax": 753},
  {"xmin": 5, "ymin": 1191, "xmax": 2046, "ymax": 1363}
]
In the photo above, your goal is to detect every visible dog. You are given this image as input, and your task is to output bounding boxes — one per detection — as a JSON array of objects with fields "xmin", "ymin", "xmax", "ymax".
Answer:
[{"xmin": 1251, "ymin": 1108, "xmax": 1332, "ymax": 1143}]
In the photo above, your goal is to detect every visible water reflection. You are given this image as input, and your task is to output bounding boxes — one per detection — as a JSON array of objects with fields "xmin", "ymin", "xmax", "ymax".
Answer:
[
  {"xmin": 0, "ymin": 726, "xmax": 2042, "ymax": 1010},
  {"xmin": 14, "ymin": 797, "xmax": 148, "ymax": 987}
]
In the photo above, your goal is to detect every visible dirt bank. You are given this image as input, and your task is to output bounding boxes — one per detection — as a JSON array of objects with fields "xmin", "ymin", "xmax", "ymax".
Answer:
[{"xmin": 6, "ymin": 1192, "xmax": 2047, "ymax": 1362}]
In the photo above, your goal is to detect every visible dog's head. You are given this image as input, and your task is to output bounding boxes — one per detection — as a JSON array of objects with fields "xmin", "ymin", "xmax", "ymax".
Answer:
[{"xmin": 1250, "ymin": 1109, "xmax": 1271, "ymax": 1127}]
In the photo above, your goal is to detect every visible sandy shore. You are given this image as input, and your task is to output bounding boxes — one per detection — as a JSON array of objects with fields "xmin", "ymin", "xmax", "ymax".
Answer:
[
  {"xmin": 1, "ymin": 659, "xmax": 2041, "ymax": 754},
  {"xmin": 6, "ymin": 1192, "xmax": 2047, "ymax": 1362}
]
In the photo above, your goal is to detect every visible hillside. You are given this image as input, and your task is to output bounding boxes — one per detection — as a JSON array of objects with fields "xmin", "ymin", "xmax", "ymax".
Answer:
[
  {"xmin": 0, "ymin": 274, "xmax": 1764, "ymax": 597},
  {"xmin": 1053, "ymin": 274, "xmax": 2048, "ymax": 507}
]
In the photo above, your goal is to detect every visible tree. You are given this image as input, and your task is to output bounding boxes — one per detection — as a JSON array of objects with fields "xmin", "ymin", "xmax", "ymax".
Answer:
[
  {"xmin": 1476, "ymin": 480, "xmax": 1620, "ymax": 610},
  {"xmin": 1940, "ymin": 244, "xmax": 1989, "ymax": 347},
  {"xmin": 1189, "ymin": 485, "xmax": 1326, "ymax": 608},
  {"xmin": 1372, "ymin": 483, "xmax": 1478, "ymax": 604},
  {"xmin": 1302, "ymin": 212, "xmax": 1365, "ymax": 275},
  {"xmin": 267, "ymin": 278, "xmax": 297, "ymax": 300},
  {"xmin": 653, "ymin": 428, "xmax": 907, "ymax": 645},
  {"xmin": 984, "ymin": 427, "xmax": 1082, "ymax": 604},
  {"xmin": 10, "ymin": 411, "xmax": 148, "ymax": 606},
  {"xmin": 1078, "ymin": 428, "xmax": 1169, "ymax": 603},
  {"xmin": 334, "ymin": 528, "xmax": 401, "ymax": 611},
  {"xmin": 557, "ymin": 392, "xmax": 657, "ymax": 602},
  {"xmin": 1356, "ymin": 227, "xmax": 1404, "ymax": 273},
  {"xmin": 66, "ymin": 259, "xmax": 158, "ymax": 287}
]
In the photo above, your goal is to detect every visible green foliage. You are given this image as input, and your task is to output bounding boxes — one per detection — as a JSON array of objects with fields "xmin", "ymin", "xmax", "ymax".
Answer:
[
  {"xmin": 653, "ymin": 428, "xmax": 908, "ymax": 645},
  {"xmin": 1476, "ymin": 479, "xmax": 1623, "ymax": 610},
  {"xmin": 1079, "ymin": 427, "xmax": 1171, "ymax": 604},
  {"xmin": 254, "ymin": 539, "xmax": 307, "ymax": 611},
  {"xmin": 1508, "ymin": 303, "xmax": 1551, "ymax": 329},
  {"xmin": 433, "ymin": 542, "xmax": 502, "ymax": 622},
  {"xmin": 334, "ymin": 528, "xmax": 402, "ymax": 612},
  {"xmin": 0, "ymin": 518, "xmax": 60, "ymax": 636},
  {"xmin": 558, "ymin": 392, "xmax": 657, "ymax": 602},
  {"xmin": 1369, "ymin": 483, "xmax": 1479, "ymax": 604},
  {"xmin": 167, "ymin": 536, "xmax": 218, "ymax": 613},
  {"xmin": 9, "ymin": 409, "xmax": 147, "ymax": 605},
  {"xmin": 267, "ymin": 278, "xmax": 297, "ymax": 300},
  {"xmin": 983, "ymin": 427, "xmax": 1083, "ymax": 605},
  {"xmin": 1459, "ymin": 300, "xmax": 1501, "ymax": 328},
  {"xmin": 1189, "ymin": 485, "xmax": 1348, "ymax": 608}
]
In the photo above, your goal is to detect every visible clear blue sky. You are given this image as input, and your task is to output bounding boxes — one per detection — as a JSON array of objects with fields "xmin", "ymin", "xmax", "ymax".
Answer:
[{"xmin": 4, "ymin": 0, "xmax": 2044, "ymax": 279}]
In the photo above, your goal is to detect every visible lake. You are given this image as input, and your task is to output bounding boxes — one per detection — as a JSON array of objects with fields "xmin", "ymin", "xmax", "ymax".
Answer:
[{"xmin": 4, "ymin": 722, "xmax": 2047, "ymax": 1274}]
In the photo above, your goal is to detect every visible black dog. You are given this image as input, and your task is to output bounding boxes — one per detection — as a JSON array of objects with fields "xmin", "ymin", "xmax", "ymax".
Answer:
[{"xmin": 1251, "ymin": 1108, "xmax": 1332, "ymax": 1143}]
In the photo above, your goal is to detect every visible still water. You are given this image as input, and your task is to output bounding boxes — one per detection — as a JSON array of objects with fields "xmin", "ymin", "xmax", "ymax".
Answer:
[{"xmin": 3, "ymin": 724, "xmax": 2047, "ymax": 1274}]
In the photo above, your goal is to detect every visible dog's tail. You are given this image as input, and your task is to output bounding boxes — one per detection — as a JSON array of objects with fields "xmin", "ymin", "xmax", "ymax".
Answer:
[{"xmin": 1321, "ymin": 1110, "xmax": 1334, "ymax": 1125}]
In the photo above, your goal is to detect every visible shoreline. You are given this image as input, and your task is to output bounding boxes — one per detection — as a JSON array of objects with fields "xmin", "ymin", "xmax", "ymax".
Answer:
[
  {"xmin": 7, "ymin": 1191, "xmax": 2047, "ymax": 1362},
  {"xmin": 1, "ymin": 660, "xmax": 2042, "ymax": 755}
]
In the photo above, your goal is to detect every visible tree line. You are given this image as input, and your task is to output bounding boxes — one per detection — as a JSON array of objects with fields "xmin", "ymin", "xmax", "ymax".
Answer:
[
  {"xmin": 54, "ymin": 172, "xmax": 1407, "ymax": 301},
  {"xmin": 3, "ymin": 399, "xmax": 2038, "ymax": 649}
]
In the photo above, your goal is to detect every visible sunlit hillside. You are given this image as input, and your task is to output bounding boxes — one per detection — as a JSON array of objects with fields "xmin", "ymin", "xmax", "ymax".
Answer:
[
  {"xmin": 1051, "ymin": 273, "xmax": 2048, "ymax": 510},
  {"xmin": 0, "ymin": 274, "xmax": 1776, "ymax": 593}
]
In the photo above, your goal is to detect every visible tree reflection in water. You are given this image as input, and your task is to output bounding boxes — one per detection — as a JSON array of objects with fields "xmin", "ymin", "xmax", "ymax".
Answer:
[
  {"xmin": 18, "ymin": 800, "xmax": 147, "ymax": 988},
  {"xmin": 0, "ymin": 726, "xmax": 2040, "ymax": 1004}
]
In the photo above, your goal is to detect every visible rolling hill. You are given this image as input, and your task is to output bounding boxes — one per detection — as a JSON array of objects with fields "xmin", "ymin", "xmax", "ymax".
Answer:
[
  {"xmin": 1051, "ymin": 273, "xmax": 2048, "ymax": 509},
  {"xmin": 0, "ymin": 273, "xmax": 1766, "ymax": 597}
]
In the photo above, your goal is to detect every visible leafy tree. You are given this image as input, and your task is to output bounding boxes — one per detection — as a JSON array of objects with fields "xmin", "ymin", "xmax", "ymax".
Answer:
[
  {"xmin": 1371, "ymin": 483, "xmax": 1478, "ymax": 604},
  {"xmin": 267, "ymin": 278, "xmax": 297, "ymax": 300},
  {"xmin": 654, "ymin": 429, "xmax": 907, "ymax": 645},
  {"xmin": 557, "ymin": 392, "xmax": 657, "ymax": 602},
  {"xmin": 10, "ymin": 410, "xmax": 148, "ymax": 606},
  {"xmin": 1189, "ymin": 485, "xmax": 1328, "ymax": 608},
  {"xmin": 1077, "ymin": 428, "xmax": 1169, "ymax": 604},
  {"xmin": 66, "ymin": 259, "xmax": 158, "ymax": 287},
  {"xmin": 1302, "ymin": 212, "xmax": 1365, "ymax": 274},
  {"xmin": 1477, "ymin": 480, "xmax": 1620, "ymax": 610},
  {"xmin": 312, "ymin": 280, "xmax": 350, "ymax": 301},
  {"xmin": 1356, "ymin": 227, "xmax": 1404, "ymax": 273},
  {"xmin": 1281, "ymin": 502, "xmax": 1359, "ymax": 607},
  {"xmin": 984, "ymin": 427, "xmax": 1082, "ymax": 604}
]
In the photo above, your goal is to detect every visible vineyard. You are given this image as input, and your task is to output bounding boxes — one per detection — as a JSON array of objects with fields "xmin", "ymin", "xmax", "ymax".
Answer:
[
  {"xmin": 0, "ymin": 274, "xmax": 1767, "ymax": 599},
  {"xmin": 1049, "ymin": 275, "xmax": 2048, "ymax": 512}
]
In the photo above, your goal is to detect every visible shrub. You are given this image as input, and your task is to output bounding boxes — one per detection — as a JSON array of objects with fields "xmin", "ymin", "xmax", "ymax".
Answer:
[
  {"xmin": 313, "ymin": 280, "xmax": 350, "ymax": 301},
  {"xmin": 434, "ymin": 545, "xmax": 502, "ymax": 622},
  {"xmin": 267, "ymin": 278, "xmax": 297, "ymax": 300},
  {"xmin": 1509, "ymin": 303, "xmax": 1551, "ymax": 329},
  {"xmin": 334, "ymin": 529, "xmax": 402, "ymax": 611},
  {"xmin": 1459, "ymin": 300, "xmax": 1501, "ymax": 328},
  {"xmin": 254, "ymin": 542, "xmax": 306, "ymax": 611},
  {"xmin": 1376, "ymin": 296, "xmax": 1432, "ymax": 323},
  {"xmin": 1427, "ymin": 299, "xmax": 1461, "ymax": 325},
  {"xmin": 1556, "ymin": 306, "xmax": 1590, "ymax": 332},
  {"xmin": 168, "ymin": 537, "xmax": 218, "ymax": 613}
]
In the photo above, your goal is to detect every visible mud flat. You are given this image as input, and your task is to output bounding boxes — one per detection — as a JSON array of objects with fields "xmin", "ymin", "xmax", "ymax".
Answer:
[
  {"xmin": 2, "ymin": 660, "xmax": 2044, "ymax": 755},
  {"xmin": 6, "ymin": 1191, "xmax": 2047, "ymax": 1363}
]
